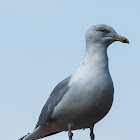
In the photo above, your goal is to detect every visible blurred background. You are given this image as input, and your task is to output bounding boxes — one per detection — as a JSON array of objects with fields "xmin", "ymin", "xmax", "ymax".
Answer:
[{"xmin": 0, "ymin": 0, "xmax": 140, "ymax": 140}]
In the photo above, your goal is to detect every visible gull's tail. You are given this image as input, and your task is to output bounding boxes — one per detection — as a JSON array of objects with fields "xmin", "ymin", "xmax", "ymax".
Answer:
[
  {"xmin": 19, "ymin": 125, "xmax": 61, "ymax": 140},
  {"xmin": 19, "ymin": 133, "xmax": 30, "ymax": 140}
]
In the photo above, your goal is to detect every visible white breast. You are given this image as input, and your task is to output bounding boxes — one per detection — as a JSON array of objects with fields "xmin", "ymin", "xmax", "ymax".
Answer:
[{"xmin": 52, "ymin": 45, "xmax": 114, "ymax": 124}]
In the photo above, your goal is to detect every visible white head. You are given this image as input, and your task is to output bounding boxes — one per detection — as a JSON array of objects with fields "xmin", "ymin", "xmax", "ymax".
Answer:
[{"xmin": 85, "ymin": 24, "xmax": 129, "ymax": 47}]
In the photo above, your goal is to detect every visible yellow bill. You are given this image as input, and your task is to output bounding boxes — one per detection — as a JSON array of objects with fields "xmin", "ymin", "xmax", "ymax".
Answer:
[{"xmin": 113, "ymin": 35, "xmax": 129, "ymax": 43}]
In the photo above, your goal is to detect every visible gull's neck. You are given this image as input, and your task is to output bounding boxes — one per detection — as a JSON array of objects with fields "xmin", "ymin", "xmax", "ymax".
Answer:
[
  {"xmin": 71, "ymin": 43, "xmax": 110, "ymax": 83},
  {"xmin": 81, "ymin": 42, "xmax": 109, "ymax": 72}
]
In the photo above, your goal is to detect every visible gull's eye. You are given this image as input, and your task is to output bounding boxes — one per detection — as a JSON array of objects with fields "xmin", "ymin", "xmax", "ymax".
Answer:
[{"xmin": 99, "ymin": 29, "xmax": 108, "ymax": 34}]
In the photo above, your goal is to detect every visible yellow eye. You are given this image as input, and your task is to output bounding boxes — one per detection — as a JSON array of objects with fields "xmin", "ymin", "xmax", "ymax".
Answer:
[{"xmin": 100, "ymin": 29, "xmax": 108, "ymax": 34}]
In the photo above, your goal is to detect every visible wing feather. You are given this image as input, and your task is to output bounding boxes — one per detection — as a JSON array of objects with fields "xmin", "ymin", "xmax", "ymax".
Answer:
[{"xmin": 35, "ymin": 76, "xmax": 71, "ymax": 128}]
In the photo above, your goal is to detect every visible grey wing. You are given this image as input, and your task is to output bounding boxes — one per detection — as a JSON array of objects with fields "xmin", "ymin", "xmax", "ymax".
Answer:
[{"xmin": 35, "ymin": 76, "xmax": 71, "ymax": 128}]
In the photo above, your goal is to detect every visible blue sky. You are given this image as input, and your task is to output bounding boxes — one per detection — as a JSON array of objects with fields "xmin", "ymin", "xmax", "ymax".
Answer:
[{"xmin": 0, "ymin": 0, "xmax": 140, "ymax": 140}]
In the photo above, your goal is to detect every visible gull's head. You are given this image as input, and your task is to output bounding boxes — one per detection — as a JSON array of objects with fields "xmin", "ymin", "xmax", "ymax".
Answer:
[{"xmin": 85, "ymin": 24, "xmax": 129, "ymax": 47}]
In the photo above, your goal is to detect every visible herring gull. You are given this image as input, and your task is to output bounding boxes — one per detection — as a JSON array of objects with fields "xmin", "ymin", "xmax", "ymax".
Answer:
[{"xmin": 19, "ymin": 24, "xmax": 129, "ymax": 140}]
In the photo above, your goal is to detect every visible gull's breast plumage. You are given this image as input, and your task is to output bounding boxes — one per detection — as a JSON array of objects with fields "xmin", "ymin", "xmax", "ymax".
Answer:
[{"xmin": 52, "ymin": 53, "xmax": 114, "ymax": 129}]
